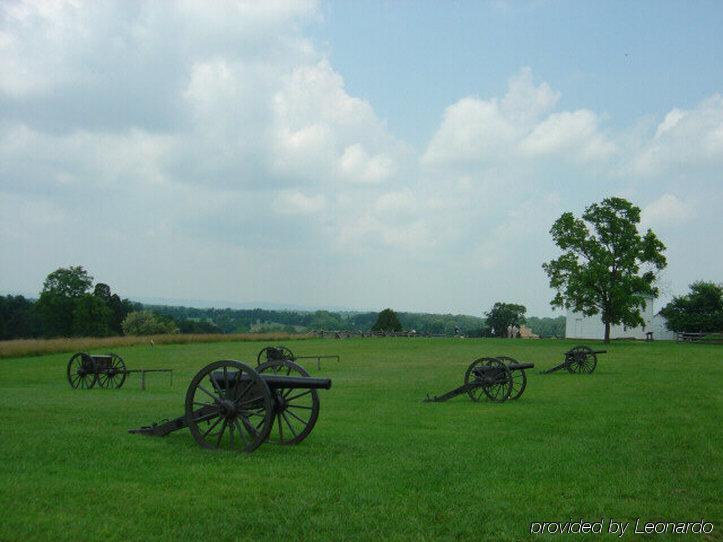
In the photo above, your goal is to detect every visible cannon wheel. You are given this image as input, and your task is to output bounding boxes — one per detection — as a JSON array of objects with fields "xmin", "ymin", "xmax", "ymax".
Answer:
[
  {"xmin": 96, "ymin": 353, "xmax": 128, "ymax": 389},
  {"xmin": 257, "ymin": 359, "xmax": 320, "ymax": 445},
  {"xmin": 464, "ymin": 357, "xmax": 512, "ymax": 403},
  {"xmin": 185, "ymin": 360, "xmax": 274, "ymax": 453},
  {"xmin": 566, "ymin": 345, "xmax": 597, "ymax": 374},
  {"xmin": 480, "ymin": 358, "xmax": 513, "ymax": 402},
  {"xmin": 256, "ymin": 346, "xmax": 295, "ymax": 366},
  {"xmin": 496, "ymin": 356, "xmax": 527, "ymax": 400},
  {"xmin": 67, "ymin": 352, "xmax": 97, "ymax": 389}
]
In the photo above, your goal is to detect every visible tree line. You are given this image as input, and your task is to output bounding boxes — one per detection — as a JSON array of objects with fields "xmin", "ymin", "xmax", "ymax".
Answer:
[
  {"xmin": 1, "ymin": 266, "xmax": 566, "ymax": 340},
  {"xmin": 0, "ymin": 266, "xmax": 140, "ymax": 340}
]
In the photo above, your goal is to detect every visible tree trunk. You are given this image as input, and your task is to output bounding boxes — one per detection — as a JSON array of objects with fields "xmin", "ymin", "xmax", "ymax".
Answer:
[{"xmin": 604, "ymin": 322, "xmax": 610, "ymax": 343}]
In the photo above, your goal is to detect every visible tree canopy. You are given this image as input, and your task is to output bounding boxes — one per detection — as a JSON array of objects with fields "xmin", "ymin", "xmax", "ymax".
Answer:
[
  {"xmin": 37, "ymin": 266, "xmax": 94, "ymax": 336},
  {"xmin": 660, "ymin": 281, "xmax": 723, "ymax": 333},
  {"xmin": 484, "ymin": 302, "xmax": 527, "ymax": 337},
  {"xmin": 372, "ymin": 308, "xmax": 402, "ymax": 332},
  {"xmin": 122, "ymin": 311, "xmax": 179, "ymax": 336},
  {"xmin": 542, "ymin": 197, "xmax": 667, "ymax": 342}
]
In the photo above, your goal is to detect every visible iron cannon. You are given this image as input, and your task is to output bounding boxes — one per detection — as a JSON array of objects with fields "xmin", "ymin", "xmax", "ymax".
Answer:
[
  {"xmin": 540, "ymin": 345, "xmax": 607, "ymax": 375},
  {"xmin": 257, "ymin": 345, "xmax": 340, "ymax": 370},
  {"xmin": 424, "ymin": 356, "xmax": 534, "ymax": 403},
  {"xmin": 130, "ymin": 359, "xmax": 331, "ymax": 453}
]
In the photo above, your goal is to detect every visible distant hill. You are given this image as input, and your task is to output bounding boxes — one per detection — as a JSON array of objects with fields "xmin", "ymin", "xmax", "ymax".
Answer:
[{"xmin": 131, "ymin": 296, "xmax": 354, "ymax": 312}]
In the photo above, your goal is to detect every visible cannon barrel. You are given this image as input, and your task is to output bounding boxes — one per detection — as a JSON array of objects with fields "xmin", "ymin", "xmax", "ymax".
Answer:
[
  {"xmin": 474, "ymin": 362, "xmax": 534, "ymax": 373},
  {"xmin": 564, "ymin": 348, "xmax": 607, "ymax": 355},
  {"xmin": 211, "ymin": 371, "xmax": 331, "ymax": 391},
  {"xmin": 508, "ymin": 362, "xmax": 535, "ymax": 371},
  {"xmin": 262, "ymin": 374, "xmax": 332, "ymax": 390}
]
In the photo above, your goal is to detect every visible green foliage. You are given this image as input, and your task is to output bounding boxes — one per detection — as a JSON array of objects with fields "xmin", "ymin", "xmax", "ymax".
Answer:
[
  {"xmin": 660, "ymin": 281, "xmax": 723, "ymax": 332},
  {"xmin": 37, "ymin": 266, "xmax": 94, "ymax": 337},
  {"xmin": 176, "ymin": 319, "xmax": 222, "ymax": 334},
  {"xmin": 372, "ymin": 308, "xmax": 403, "ymax": 332},
  {"xmin": 42, "ymin": 266, "xmax": 94, "ymax": 298},
  {"xmin": 309, "ymin": 310, "xmax": 345, "ymax": 330},
  {"xmin": 525, "ymin": 315, "xmax": 566, "ymax": 338},
  {"xmin": 72, "ymin": 294, "xmax": 112, "ymax": 337},
  {"xmin": 29, "ymin": 267, "xmax": 135, "ymax": 338},
  {"xmin": 148, "ymin": 305, "xmax": 485, "ymax": 336},
  {"xmin": 0, "ymin": 295, "xmax": 41, "ymax": 340},
  {"xmin": 121, "ymin": 310, "xmax": 179, "ymax": 336},
  {"xmin": 484, "ymin": 302, "xmax": 527, "ymax": 337},
  {"xmin": 542, "ymin": 197, "xmax": 667, "ymax": 342}
]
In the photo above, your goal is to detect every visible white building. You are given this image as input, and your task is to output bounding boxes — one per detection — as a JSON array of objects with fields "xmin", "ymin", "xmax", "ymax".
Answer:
[{"xmin": 565, "ymin": 296, "xmax": 676, "ymax": 340}]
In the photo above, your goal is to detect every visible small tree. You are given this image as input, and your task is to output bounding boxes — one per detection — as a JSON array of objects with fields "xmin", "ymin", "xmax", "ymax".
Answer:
[
  {"xmin": 122, "ymin": 311, "xmax": 179, "ymax": 336},
  {"xmin": 542, "ymin": 197, "xmax": 667, "ymax": 342},
  {"xmin": 372, "ymin": 308, "xmax": 402, "ymax": 332},
  {"xmin": 660, "ymin": 281, "xmax": 723, "ymax": 333},
  {"xmin": 484, "ymin": 302, "xmax": 527, "ymax": 337}
]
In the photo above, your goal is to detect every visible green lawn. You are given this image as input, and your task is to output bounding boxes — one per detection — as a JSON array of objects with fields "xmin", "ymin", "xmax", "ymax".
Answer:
[{"xmin": 0, "ymin": 338, "xmax": 720, "ymax": 541}]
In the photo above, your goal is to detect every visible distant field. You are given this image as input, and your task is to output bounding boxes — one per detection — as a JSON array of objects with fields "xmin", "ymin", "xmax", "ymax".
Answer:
[
  {"xmin": 0, "ymin": 332, "xmax": 307, "ymax": 359},
  {"xmin": 0, "ymin": 338, "xmax": 720, "ymax": 541}
]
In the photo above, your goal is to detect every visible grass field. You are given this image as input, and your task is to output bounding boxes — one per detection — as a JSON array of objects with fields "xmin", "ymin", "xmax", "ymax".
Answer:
[{"xmin": 0, "ymin": 338, "xmax": 720, "ymax": 541}]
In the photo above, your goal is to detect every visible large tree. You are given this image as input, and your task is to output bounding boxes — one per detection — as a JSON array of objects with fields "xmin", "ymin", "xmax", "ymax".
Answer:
[
  {"xmin": 37, "ymin": 266, "xmax": 94, "ymax": 337},
  {"xmin": 372, "ymin": 308, "xmax": 402, "ymax": 332},
  {"xmin": 659, "ymin": 281, "xmax": 723, "ymax": 333},
  {"xmin": 484, "ymin": 302, "xmax": 527, "ymax": 337},
  {"xmin": 542, "ymin": 197, "xmax": 667, "ymax": 342}
]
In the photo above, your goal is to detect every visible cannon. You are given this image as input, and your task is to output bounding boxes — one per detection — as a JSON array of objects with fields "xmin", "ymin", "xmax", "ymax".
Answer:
[
  {"xmin": 66, "ymin": 352, "xmax": 173, "ymax": 390},
  {"xmin": 540, "ymin": 345, "xmax": 607, "ymax": 375},
  {"xmin": 257, "ymin": 345, "xmax": 340, "ymax": 370},
  {"xmin": 424, "ymin": 356, "xmax": 534, "ymax": 403},
  {"xmin": 129, "ymin": 359, "xmax": 331, "ymax": 453}
]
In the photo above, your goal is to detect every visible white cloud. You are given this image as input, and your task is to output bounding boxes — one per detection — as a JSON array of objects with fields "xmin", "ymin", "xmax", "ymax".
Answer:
[
  {"xmin": 634, "ymin": 94, "xmax": 723, "ymax": 176},
  {"xmin": 500, "ymin": 67, "xmax": 560, "ymax": 124},
  {"xmin": 520, "ymin": 109, "xmax": 616, "ymax": 161},
  {"xmin": 642, "ymin": 194, "xmax": 692, "ymax": 226},
  {"xmin": 0, "ymin": 2, "xmax": 720, "ymax": 315},
  {"xmin": 423, "ymin": 67, "xmax": 613, "ymax": 169},
  {"xmin": 270, "ymin": 60, "xmax": 404, "ymax": 184},
  {"xmin": 422, "ymin": 96, "xmax": 520, "ymax": 167}
]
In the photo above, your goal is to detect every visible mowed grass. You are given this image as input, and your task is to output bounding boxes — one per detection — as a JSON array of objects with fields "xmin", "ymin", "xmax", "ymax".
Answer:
[{"xmin": 0, "ymin": 338, "xmax": 720, "ymax": 541}]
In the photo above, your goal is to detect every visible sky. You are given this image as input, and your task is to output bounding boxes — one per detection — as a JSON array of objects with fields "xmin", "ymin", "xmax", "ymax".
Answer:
[{"xmin": 1, "ymin": 0, "xmax": 722, "ymax": 317}]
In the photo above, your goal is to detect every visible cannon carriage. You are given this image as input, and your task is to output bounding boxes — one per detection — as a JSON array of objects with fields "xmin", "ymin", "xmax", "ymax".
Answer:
[
  {"xmin": 66, "ymin": 352, "xmax": 127, "ymax": 389},
  {"xmin": 540, "ymin": 345, "xmax": 607, "ymax": 375},
  {"xmin": 66, "ymin": 352, "xmax": 173, "ymax": 390},
  {"xmin": 257, "ymin": 345, "xmax": 340, "ymax": 370},
  {"xmin": 424, "ymin": 356, "xmax": 534, "ymax": 403},
  {"xmin": 130, "ymin": 359, "xmax": 331, "ymax": 453}
]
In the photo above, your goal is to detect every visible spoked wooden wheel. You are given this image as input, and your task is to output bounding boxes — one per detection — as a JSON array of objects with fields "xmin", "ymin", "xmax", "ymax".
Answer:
[
  {"xmin": 257, "ymin": 359, "xmax": 320, "ymax": 445},
  {"xmin": 480, "ymin": 358, "xmax": 513, "ymax": 402},
  {"xmin": 496, "ymin": 356, "xmax": 527, "ymax": 400},
  {"xmin": 67, "ymin": 352, "xmax": 97, "ymax": 389},
  {"xmin": 566, "ymin": 345, "xmax": 597, "ymax": 374},
  {"xmin": 185, "ymin": 360, "xmax": 273, "ymax": 453},
  {"xmin": 464, "ymin": 357, "xmax": 512, "ymax": 402},
  {"xmin": 256, "ymin": 346, "xmax": 295, "ymax": 365},
  {"xmin": 96, "ymin": 353, "xmax": 127, "ymax": 389}
]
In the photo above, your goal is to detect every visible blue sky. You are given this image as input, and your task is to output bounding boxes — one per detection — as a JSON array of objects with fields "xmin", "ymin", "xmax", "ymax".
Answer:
[
  {"xmin": 316, "ymin": 1, "xmax": 723, "ymax": 145},
  {"xmin": 1, "ymin": 1, "xmax": 722, "ymax": 317}
]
